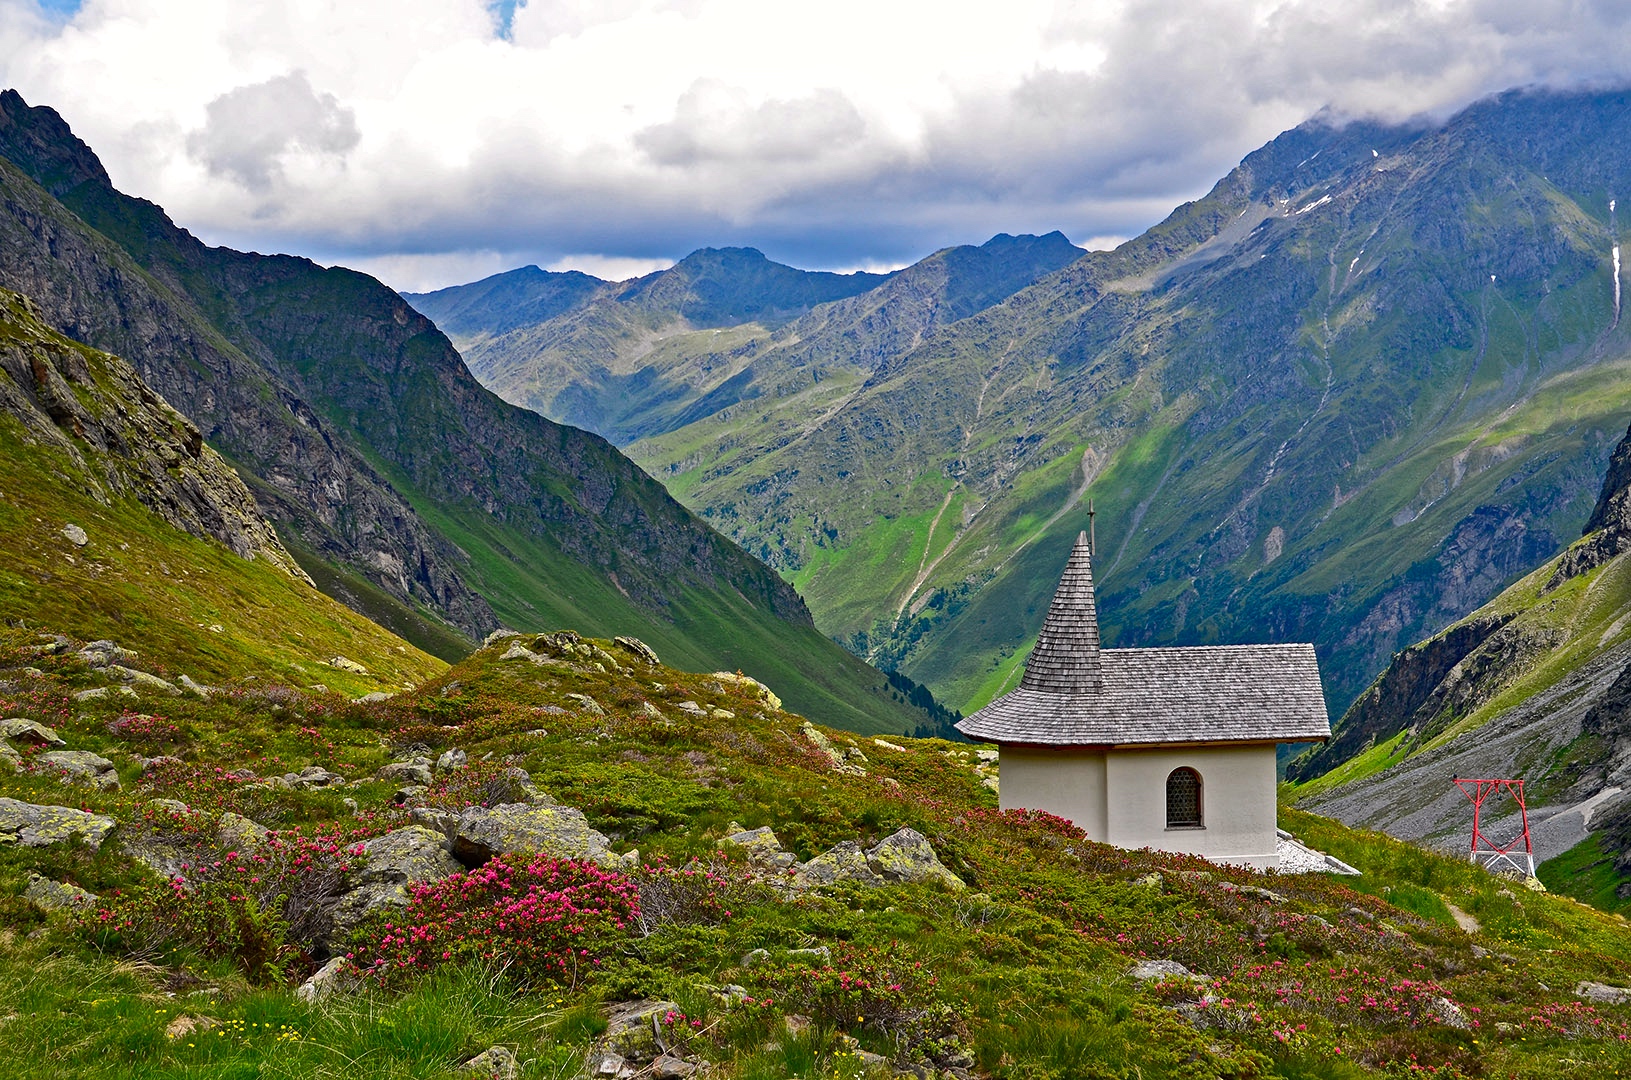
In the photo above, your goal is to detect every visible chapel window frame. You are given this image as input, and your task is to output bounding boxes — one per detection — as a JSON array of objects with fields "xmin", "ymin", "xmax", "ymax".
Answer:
[{"xmin": 1166, "ymin": 766, "xmax": 1203, "ymax": 829}]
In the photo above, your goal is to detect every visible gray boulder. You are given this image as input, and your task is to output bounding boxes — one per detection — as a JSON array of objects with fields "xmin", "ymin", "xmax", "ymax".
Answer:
[
  {"xmin": 24, "ymin": 872, "xmax": 98, "ymax": 912},
  {"xmin": 1577, "ymin": 981, "xmax": 1631, "ymax": 1004},
  {"xmin": 452, "ymin": 802, "xmax": 628, "ymax": 869},
  {"xmin": 0, "ymin": 718, "xmax": 66, "ymax": 747},
  {"xmin": 602, "ymin": 1000, "xmax": 680, "ymax": 1064},
  {"xmin": 719, "ymin": 826, "xmax": 797, "ymax": 871},
  {"xmin": 108, "ymin": 666, "xmax": 182, "ymax": 696},
  {"xmin": 295, "ymin": 957, "xmax": 354, "ymax": 1003},
  {"xmin": 796, "ymin": 841, "xmax": 884, "ymax": 888},
  {"xmin": 61, "ymin": 524, "xmax": 88, "ymax": 546},
  {"xmin": 460, "ymin": 1046, "xmax": 519, "ymax": 1080},
  {"xmin": 38, "ymin": 750, "xmax": 120, "ymax": 790},
  {"xmin": 1131, "ymin": 959, "xmax": 1207, "ymax": 982},
  {"xmin": 326, "ymin": 826, "xmax": 462, "ymax": 941},
  {"xmin": 217, "ymin": 811, "xmax": 270, "ymax": 852},
  {"xmin": 436, "ymin": 748, "xmax": 468, "ymax": 772},
  {"xmin": 0, "ymin": 798, "xmax": 116, "ymax": 849},
  {"xmin": 613, "ymin": 636, "xmax": 661, "ymax": 666},
  {"xmin": 77, "ymin": 640, "xmax": 132, "ymax": 667},
  {"xmin": 0, "ymin": 743, "xmax": 19, "ymax": 773},
  {"xmin": 377, "ymin": 760, "xmax": 433, "ymax": 785},
  {"xmin": 866, "ymin": 828, "xmax": 966, "ymax": 889}
]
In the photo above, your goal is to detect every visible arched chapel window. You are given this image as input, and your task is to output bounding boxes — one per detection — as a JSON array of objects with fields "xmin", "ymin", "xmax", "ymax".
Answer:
[{"xmin": 1166, "ymin": 767, "xmax": 1202, "ymax": 828}]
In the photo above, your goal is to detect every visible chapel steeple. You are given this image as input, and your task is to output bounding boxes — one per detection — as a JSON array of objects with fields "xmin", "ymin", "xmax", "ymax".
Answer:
[{"xmin": 1019, "ymin": 530, "xmax": 1103, "ymax": 694}]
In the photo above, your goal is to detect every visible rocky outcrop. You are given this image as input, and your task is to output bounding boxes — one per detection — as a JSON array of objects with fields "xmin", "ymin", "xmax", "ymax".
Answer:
[
  {"xmin": 325, "ymin": 826, "xmax": 462, "ymax": 942},
  {"xmin": 794, "ymin": 828, "xmax": 965, "ymax": 890},
  {"xmin": 0, "ymin": 797, "xmax": 116, "ymax": 849},
  {"xmin": 450, "ymin": 803, "xmax": 630, "ymax": 870},
  {"xmin": 36, "ymin": 750, "xmax": 119, "ymax": 790},
  {"xmin": 0, "ymin": 289, "xmax": 309, "ymax": 581},
  {"xmin": 1, "ymin": 717, "xmax": 65, "ymax": 746},
  {"xmin": 1549, "ymin": 418, "xmax": 1631, "ymax": 586},
  {"xmin": 24, "ymin": 872, "xmax": 97, "ymax": 911}
]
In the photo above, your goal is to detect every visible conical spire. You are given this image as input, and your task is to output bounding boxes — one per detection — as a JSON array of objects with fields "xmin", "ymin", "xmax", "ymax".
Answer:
[{"xmin": 1020, "ymin": 531, "xmax": 1103, "ymax": 694}]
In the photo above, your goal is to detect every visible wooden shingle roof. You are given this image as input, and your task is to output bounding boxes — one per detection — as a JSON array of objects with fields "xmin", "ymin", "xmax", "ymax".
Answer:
[{"xmin": 956, "ymin": 532, "xmax": 1330, "ymax": 747}]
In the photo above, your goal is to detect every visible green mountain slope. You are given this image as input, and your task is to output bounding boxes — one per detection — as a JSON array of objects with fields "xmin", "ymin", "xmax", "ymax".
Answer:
[
  {"xmin": 1288, "ymin": 417, "xmax": 1631, "ymax": 905},
  {"xmin": 422, "ymin": 233, "xmax": 1082, "ymax": 445},
  {"xmin": 0, "ymin": 90, "xmax": 934, "ymax": 735},
  {"xmin": 0, "ymin": 287, "xmax": 443, "ymax": 691},
  {"xmin": 625, "ymin": 88, "xmax": 1631, "ymax": 719}
]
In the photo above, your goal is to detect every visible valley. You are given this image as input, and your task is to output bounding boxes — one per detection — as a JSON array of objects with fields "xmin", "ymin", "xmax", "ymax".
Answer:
[{"xmin": 421, "ymin": 89, "xmax": 1631, "ymax": 728}]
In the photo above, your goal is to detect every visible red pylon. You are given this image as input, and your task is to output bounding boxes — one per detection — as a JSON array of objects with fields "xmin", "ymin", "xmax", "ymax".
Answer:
[{"xmin": 1452, "ymin": 778, "xmax": 1535, "ymax": 877}]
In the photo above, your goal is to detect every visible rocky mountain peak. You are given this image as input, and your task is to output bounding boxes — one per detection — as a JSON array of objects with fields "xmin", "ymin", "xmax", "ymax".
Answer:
[{"xmin": 0, "ymin": 89, "xmax": 111, "ymax": 199}]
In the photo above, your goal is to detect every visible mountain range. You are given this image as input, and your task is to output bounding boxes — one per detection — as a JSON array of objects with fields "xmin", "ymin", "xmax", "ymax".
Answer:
[
  {"xmin": 416, "ymin": 88, "xmax": 1631, "ymax": 726},
  {"xmin": 0, "ymin": 89, "xmax": 942, "ymax": 735}
]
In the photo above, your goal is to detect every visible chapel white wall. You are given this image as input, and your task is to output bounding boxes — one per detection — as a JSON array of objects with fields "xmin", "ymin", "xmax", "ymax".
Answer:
[
  {"xmin": 1105, "ymin": 744, "xmax": 1279, "ymax": 870},
  {"xmin": 997, "ymin": 743, "xmax": 1279, "ymax": 870},
  {"xmin": 998, "ymin": 746, "xmax": 1107, "ymax": 839}
]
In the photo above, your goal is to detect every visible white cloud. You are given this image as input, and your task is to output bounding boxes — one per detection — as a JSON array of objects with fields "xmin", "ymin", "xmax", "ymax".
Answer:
[{"xmin": 3, "ymin": 0, "xmax": 1631, "ymax": 279}]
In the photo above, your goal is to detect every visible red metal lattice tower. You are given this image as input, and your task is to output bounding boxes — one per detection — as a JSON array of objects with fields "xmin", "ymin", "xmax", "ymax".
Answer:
[{"xmin": 1453, "ymin": 778, "xmax": 1535, "ymax": 877}]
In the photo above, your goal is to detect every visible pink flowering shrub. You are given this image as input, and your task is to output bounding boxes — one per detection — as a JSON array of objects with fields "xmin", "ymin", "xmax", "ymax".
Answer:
[
  {"xmin": 751, "ymin": 944, "xmax": 950, "ymax": 1041},
  {"xmin": 105, "ymin": 710, "xmax": 185, "ymax": 750},
  {"xmin": 348, "ymin": 856, "xmax": 639, "ymax": 988},
  {"xmin": 79, "ymin": 828, "xmax": 365, "ymax": 982}
]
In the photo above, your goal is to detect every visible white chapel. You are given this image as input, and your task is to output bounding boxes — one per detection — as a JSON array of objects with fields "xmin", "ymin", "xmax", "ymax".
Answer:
[{"xmin": 957, "ymin": 531, "xmax": 1330, "ymax": 870}]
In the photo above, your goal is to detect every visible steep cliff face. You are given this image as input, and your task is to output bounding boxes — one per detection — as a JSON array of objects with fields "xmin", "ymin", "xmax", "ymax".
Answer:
[
  {"xmin": 0, "ymin": 288, "xmax": 303, "ymax": 578},
  {"xmin": 0, "ymin": 103, "xmax": 495, "ymax": 649}
]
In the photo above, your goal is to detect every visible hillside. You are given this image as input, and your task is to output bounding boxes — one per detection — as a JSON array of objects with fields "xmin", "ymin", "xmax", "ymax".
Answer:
[
  {"xmin": 0, "ymin": 89, "xmax": 939, "ymax": 736},
  {"xmin": 0, "ymin": 287, "xmax": 442, "ymax": 692},
  {"xmin": 1289, "ymin": 416, "xmax": 1631, "ymax": 909},
  {"xmin": 588, "ymin": 87, "xmax": 1631, "ymax": 720},
  {"xmin": 5, "ymin": 622, "xmax": 1631, "ymax": 1078},
  {"xmin": 416, "ymin": 233, "xmax": 1083, "ymax": 445}
]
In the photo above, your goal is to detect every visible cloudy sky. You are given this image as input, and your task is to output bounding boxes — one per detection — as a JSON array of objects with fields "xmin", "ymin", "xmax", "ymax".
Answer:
[{"xmin": 4, "ymin": 1, "xmax": 1631, "ymax": 291}]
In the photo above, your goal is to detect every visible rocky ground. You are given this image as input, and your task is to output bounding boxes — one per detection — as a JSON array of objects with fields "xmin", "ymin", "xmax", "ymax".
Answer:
[{"xmin": 7, "ymin": 626, "xmax": 1631, "ymax": 1078}]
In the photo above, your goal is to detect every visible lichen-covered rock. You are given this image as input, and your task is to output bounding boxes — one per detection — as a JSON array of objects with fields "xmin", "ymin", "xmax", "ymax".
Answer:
[
  {"xmin": 77, "ymin": 640, "xmax": 133, "ymax": 668},
  {"xmin": 460, "ymin": 1045, "xmax": 519, "ymax": 1080},
  {"xmin": 796, "ymin": 840, "xmax": 884, "ymax": 888},
  {"xmin": 865, "ymin": 828, "xmax": 965, "ymax": 889},
  {"xmin": 711, "ymin": 671, "xmax": 782, "ymax": 711},
  {"xmin": 1131, "ymin": 959, "xmax": 1206, "ymax": 982},
  {"xmin": 177, "ymin": 674, "xmax": 214, "ymax": 698},
  {"xmin": 217, "ymin": 811, "xmax": 270, "ymax": 852},
  {"xmin": 601, "ymin": 1000, "xmax": 680, "ymax": 1064},
  {"xmin": 719, "ymin": 826, "xmax": 797, "ymax": 870},
  {"xmin": 377, "ymin": 760, "xmax": 433, "ymax": 785},
  {"xmin": 1577, "ymin": 981, "xmax": 1631, "ymax": 1004},
  {"xmin": 296, "ymin": 956, "xmax": 354, "ymax": 1003},
  {"xmin": 1, "ymin": 717, "xmax": 66, "ymax": 746},
  {"xmin": 24, "ymin": 872, "xmax": 97, "ymax": 911},
  {"xmin": 566, "ymin": 693, "xmax": 606, "ymax": 715},
  {"xmin": 800, "ymin": 722, "xmax": 866, "ymax": 776},
  {"xmin": 452, "ymin": 802, "xmax": 627, "ymax": 869},
  {"xmin": 326, "ymin": 826, "xmax": 461, "ymax": 941},
  {"xmin": 674, "ymin": 701, "xmax": 707, "ymax": 716},
  {"xmin": 0, "ymin": 798, "xmax": 116, "ymax": 849},
  {"xmin": 436, "ymin": 748, "xmax": 467, "ymax": 771},
  {"xmin": 284, "ymin": 765, "xmax": 346, "ymax": 790},
  {"xmin": 613, "ymin": 636, "xmax": 660, "ymax": 666},
  {"xmin": 37, "ymin": 750, "xmax": 120, "ymax": 790},
  {"xmin": 0, "ymin": 743, "xmax": 20, "ymax": 773},
  {"xmin": 108, "ymin": 666, "xmax": 182, "ymax": 696}
]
